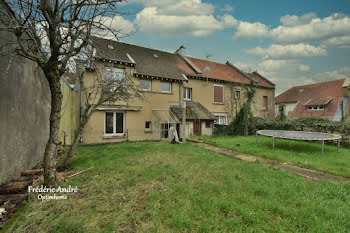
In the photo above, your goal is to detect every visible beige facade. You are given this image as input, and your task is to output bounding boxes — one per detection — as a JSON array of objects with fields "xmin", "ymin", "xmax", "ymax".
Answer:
[{"xmin": 79, "ymin": 60, "xmax": 275, "ymax": 144}]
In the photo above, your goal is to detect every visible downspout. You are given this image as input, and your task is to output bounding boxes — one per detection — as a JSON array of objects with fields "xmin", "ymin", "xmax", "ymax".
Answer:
[
  {"xmin": 180, "ymin": 75, "xmax": 188, "ymax": 142},
  {"xmin": 79, "ymin": 69, "xmax": 85, "ymax": 143}
]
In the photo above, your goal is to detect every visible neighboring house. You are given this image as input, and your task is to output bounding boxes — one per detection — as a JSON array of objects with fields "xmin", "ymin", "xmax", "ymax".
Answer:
[
  {"xmin": 77, "ymin": 37, "xmax": 275, "ymax": 144},
  {"xmin": 0, "ymin": 0, "xmax": 50, "ymax": 185},
  {"xmin": 275, "ymin": 79, "xmax": 350, "ymax": 121}
]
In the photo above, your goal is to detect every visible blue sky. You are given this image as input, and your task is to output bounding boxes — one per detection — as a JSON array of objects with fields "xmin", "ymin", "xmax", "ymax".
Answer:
[{"xmin": 110, "ymin": 0, "xmax": 350, "ymax": 94}]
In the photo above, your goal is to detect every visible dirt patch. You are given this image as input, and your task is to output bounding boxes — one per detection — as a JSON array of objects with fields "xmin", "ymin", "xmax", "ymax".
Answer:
[{"xmin": 188, "ymin": 139, "xmax": 350, "ymax": 182}]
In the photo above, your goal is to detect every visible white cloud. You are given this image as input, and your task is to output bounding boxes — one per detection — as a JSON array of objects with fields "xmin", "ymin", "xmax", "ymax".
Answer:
[
  {"xmin": 271, "ymin": 13, "xmax": 350, "ymax": 44},
  {"xmin": 299, "ymin": 64, "xmax": 311, "ymax": 72},
  {"xmin": 237, "ymin": 60, "xmax": 350, "ymax": 95},
  {"xmin": 280, "ymin": 13, "xmax": 317, "ymax": 26},
  {"xmin": 220, "ymin": 15, "xmax": 239, "ymax": 27},
  {"xmin": 306, "ymin": 66, "xmax": 350, "ymax": 83},
  {"xmin": 246, "ymin": 43, "xmax": 327, "ymax": 59},
  {"xmin": 132, "ymin": 0, "xmax": 228, "ymax": 37},
  {"xmin": 92, "ymin": 15, "xmax": 135, "ymax": 39},
  {"xmin": 233, "ymin": 21, "xmax": 269, "ymax": 40},
  {"xmin": 257, "ymin": 59, "xmax": 310, "ymax": 72},
  {"xmin": 221, "ymin": 4, "xmax": 234, "ymax": 12},
  {"xmin": 321, "ymin": 36, "xmax": 350, "ymax": 48},
  {"xmin": 135, "ymin": 7, "xmax": 224, "ymax": 37}
]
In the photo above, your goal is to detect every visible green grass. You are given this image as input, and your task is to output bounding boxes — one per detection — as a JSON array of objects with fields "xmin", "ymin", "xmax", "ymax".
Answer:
[
  {"xmin": 9, "ymin": 142, "xmax": 350, "ymax": 232},
  {"xmin": 199, "ymin": 135, "xmax": 350, "ymax": 178}
]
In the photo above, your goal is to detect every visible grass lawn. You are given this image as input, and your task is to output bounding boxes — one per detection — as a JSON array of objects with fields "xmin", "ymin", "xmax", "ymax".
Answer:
[
  {"xmin": 199, "ymin": 135, "xmax": 350, "ymax": 178},
  {"xmin": 8, "ymin": 142, "xmax": 350, "ymax": 232}
]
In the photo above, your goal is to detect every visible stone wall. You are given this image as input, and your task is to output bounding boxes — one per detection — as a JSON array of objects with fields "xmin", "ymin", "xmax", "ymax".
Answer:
[{"xmin": 0, "ymin": 2, "xmax": 50, "ymax": 185}]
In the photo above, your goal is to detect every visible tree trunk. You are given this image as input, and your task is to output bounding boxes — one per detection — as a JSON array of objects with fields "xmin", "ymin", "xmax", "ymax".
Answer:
[
  {"xmin": 64, "ymin": 111, "xmax": 93, "ymax": 168},
  {"xmin": 43, "ymin": 72, "xmax": 62, "ymax": 187},
  {"xmin": 63, "ymin": 127, "xmax": 82, "ymax": 168}
]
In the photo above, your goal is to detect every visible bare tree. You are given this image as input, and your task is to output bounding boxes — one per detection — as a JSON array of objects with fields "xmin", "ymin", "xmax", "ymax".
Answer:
[
  {"xmin": 0, "ymin": 0, "xmax": 129, "ymax": 186},
  {"xmin": 62, "ymin": 61, "xmax": 143, "ymax": 168}
]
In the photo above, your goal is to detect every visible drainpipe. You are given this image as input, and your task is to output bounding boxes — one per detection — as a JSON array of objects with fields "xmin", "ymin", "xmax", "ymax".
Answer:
[
  {"xmin": 179, "ymin": 81, "xmax": 186, "ymax": 142},
  {"xmin": 79, "ymin": 69, "xmax": 85, "ymax": 143}
]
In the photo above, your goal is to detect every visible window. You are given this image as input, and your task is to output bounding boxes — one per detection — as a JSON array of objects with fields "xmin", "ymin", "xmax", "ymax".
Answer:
[
  {"xmin": 307, "ymin": 106, "xmax": 326, "ymax": 111},
  {"xmin": 161, "ymin": 82, "xmax": 171, "ymax": 93},
  {"xmin": 104, "ymin": 112, "xmax": 125, "ymax": 135},
  {"xmin": 161, "ymin": 124, "xmax": 169, "ymax": 138},
  {"xmin": 104, "ymin": 67, "xmax": 125, "ymax": 81},
  {"xmin": 205, "ymin": 121, "xmax": 211, "ymax": 128},
  {"xmin": 214, "ymin": 85, "xmax": 224, "ymax": 103},
  {"xmin": 214, "ymin": 114, "xmax": 226, "ymax": 125},
  {"xmin": 234, "ymin": 90, "xmax": 241, "ymax": 99},
  {"xmin": 145, "ymin": 121, "xmax": 151, "ymax": 129},
  {"xmin": 104, "ymin": 67, "xmax": 125, "ymax": 91},
  {"xmin": 263, "ymin": 96, "xmax": 268, "ymax": 109},
  {"xmin": 184, "ymin": 87, "xmax": 192, "ymax": 100},
  {"xmin": 139, "ymin": 80, "xmax": 151, "ymax": 91}
]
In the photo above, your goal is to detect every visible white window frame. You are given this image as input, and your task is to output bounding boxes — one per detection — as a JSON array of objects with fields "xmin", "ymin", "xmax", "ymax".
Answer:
[
  {"xmin": 139, "ymin": 79, "xmax": 152, "ymax": 91},
  {"xmin": 104, "ymin": 67, "xmax": 125, "ymax": 81},
  {"xmin": 104, "ymin": 111, "xmax": 125, "ymax": 136},
  {"xmin": 213, "ymin": 113, "xmax": 227, "ymax": 125},
  {"xmin": 307, "ymin": 106, "xmax": 326, "ymax": 111},
  {"xmin": 233, "ymin": 87, "xmax": 241, "ymax": 99},
  {"xmin": 184, "ymin": 87, "xmax": 192, "ymax": 100},
  {"xmin": 213, "ymin": 84, "xmax": 224, "ymax": 104},
  {"xmin": 161, "ymin": 82, "xmax": 172, "ymax": 93},
  {"xmin": 145, "ymin": 121, "xmax": 151, "ymax": 129}
]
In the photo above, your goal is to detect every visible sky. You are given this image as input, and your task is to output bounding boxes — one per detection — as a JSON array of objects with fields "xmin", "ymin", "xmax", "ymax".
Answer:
[{"xmin": 107, "ymin": 0, "xmax": 350, "ymax": 95}]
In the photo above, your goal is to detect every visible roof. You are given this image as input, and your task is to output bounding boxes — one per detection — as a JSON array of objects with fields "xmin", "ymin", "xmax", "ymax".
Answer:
[
  {"xmin": 91, "ymin": 36, "xmax": 191, "ymax": 81},
  {"xmin": 276, "ymin": 79, "xmax": 345, "ymax": 120},
  {"xmin": 304, "ymin": 98, "xmax": 333, "ymax": 106},
  {"xmin": 171, "ymin": 101, "xmax": 216, "ymax": 120},
  {"xmin": 90, "ymin": 36, "xmax": 275, "ymax": 87},
  {"xmin": 184, "ymin": 57, "xmax": 251, "ymax": 84},
  {"xmin": 248, "ymin": 71, "xmax": 275, "ymax": 88}
]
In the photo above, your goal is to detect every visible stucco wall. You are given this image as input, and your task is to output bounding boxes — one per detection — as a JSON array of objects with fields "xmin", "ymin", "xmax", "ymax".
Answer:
[
  {"xmin": 59, "ymin": 80, "xmax": 79, "ymax": 146},
  {"xmin": 275, "ymin": 102, "xmax": 298, "ymax": 118},
  {"xmin": 0, "ymin": 39, "xmax": 50, "ymax": 185},
  {"xmin": 252, "ymin": 87, "xmax": 275, "ymax": 119},
  {"xmin": 81, "ymin": 64, "xmax": 182, "ymax": 143},
  {"xmin": 80, "ymin": 61, "xmax": 275, "ymax": 143}
]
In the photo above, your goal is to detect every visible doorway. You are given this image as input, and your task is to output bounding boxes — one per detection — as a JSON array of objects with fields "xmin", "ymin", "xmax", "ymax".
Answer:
[{"xmin": 193, "ymin": 120, "xmax": 201, "ymax": 135}]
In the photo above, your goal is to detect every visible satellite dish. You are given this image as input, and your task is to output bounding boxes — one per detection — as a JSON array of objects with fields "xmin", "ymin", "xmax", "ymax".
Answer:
[{"xmin": 204, "ymin": 66, "xmax": 211, "ymax": 74}]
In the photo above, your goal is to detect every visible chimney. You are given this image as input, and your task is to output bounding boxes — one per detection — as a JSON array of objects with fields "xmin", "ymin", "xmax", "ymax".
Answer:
[{"xmin": 175, "ymin": 45, "xmax": 186, "ymax": 56}]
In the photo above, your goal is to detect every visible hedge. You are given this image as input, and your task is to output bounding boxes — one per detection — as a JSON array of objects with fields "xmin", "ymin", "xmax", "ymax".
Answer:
[{"xmin": 214, "ymin": 117, "xmax": 350, "ymax": 136}]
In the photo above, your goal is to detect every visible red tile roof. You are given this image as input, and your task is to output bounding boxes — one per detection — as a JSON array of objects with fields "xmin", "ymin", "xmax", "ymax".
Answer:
[
  {"xmin": 276, "ymin": 79, "xmax": 345, "ymax": 120},
  {"xmin": 248, "ymin": 71, "xmax": 275, "ymax": 88},
  {"xmin": 185, "ymin": 57, "xmax": 251, "ymax": 84}
]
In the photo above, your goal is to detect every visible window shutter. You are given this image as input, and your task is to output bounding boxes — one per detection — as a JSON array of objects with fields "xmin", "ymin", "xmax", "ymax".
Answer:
[
  {"xmin": 214, "ymin": 86, "xmax": 223, "ymax": 103},
  {"xmin": 263, "ymin": 96, "xmax": 268, "ymax": 109}
]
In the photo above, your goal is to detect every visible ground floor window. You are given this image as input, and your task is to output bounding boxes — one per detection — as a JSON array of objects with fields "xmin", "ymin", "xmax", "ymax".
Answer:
[
  {"xmin": 105, "ymin": 112, "xmax": 125, "ymax": 135},
  {"xmin": 214, "ymin": 114, "xmax": 227, "ymax": 125},
  {"xmin": 161, "ymin": 123, "xmax": 170, "ymax": 138},
  {"xmin": 205, "ymin": 121, "xmax": 211, "ymax": 128}
]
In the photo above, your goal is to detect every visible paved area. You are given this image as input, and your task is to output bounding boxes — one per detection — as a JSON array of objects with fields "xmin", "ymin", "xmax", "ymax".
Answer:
[{"xmin": 188, "ymin": 139, "xmax": 349, "ymax": 182}]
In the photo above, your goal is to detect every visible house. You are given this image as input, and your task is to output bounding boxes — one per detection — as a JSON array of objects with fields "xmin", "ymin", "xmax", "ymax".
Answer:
[
  {"xmin": 76, "ymin": 37, "xmax": 275, "ymax": 144},
  {"xmin": 275, "ymin": 79, "xmax": 350, "ymax": 121}
]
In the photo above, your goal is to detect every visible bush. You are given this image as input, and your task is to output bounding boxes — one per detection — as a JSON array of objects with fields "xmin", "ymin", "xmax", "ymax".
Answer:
[
  {"xmin": 215, "ymin": 116, "xmax": 350, "ymax": 136},
  {"xmin": 256, "ymin": 117, "xmax": 350, "ymax": 134}
]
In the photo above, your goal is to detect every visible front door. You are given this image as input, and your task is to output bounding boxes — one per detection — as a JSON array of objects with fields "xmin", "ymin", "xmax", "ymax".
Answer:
[{"xmin": 193, "ymin": 120, "xmax": 201, "ymax": 135}]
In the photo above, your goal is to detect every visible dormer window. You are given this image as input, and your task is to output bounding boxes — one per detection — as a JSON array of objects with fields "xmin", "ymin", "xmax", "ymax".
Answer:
[{"xmin": 307, "ymin": 106, "xmax": 326, "ymax": 111}]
